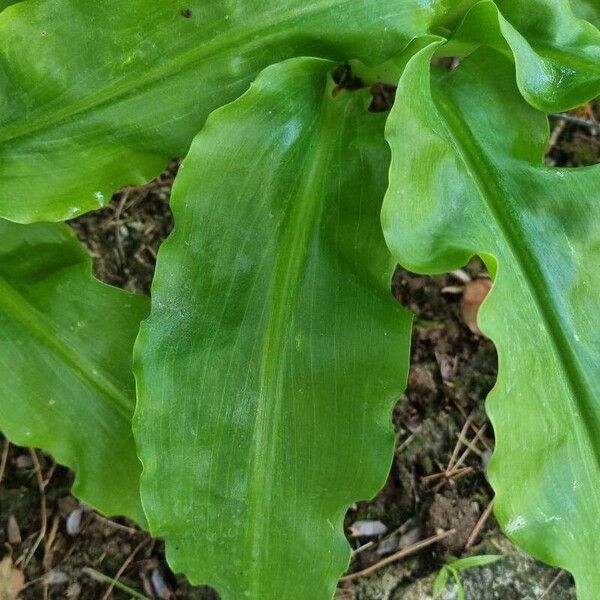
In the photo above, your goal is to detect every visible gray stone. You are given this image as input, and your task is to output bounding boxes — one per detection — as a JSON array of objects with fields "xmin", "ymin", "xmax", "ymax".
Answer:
[
  {"xmin": 340, "ymin": 535, "xmax": 576, "ymax": 600},
  {"xmin": 393, "ymin": 536, "xmax": 575, "ymax": 600}
]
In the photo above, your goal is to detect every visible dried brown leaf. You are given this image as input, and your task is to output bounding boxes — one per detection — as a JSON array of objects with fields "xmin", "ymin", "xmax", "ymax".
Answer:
[
  {"xmin": 460, "ymin": 278, "xmax": 492, "ymax": 336},
  {"xmin": 0, "ymin": 557, "xmax": 24, "ymax": 600}
]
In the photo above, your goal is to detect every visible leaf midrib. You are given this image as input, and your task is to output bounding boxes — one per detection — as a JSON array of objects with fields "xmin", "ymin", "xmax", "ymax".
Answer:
[
  {"xmin": 0, "ymin": 0, "xmax": 381, "ymax": 146},
  {"xmin": 0, "ymin": 273, "xmax": 133, "ymax": 421},
  {"xmin": 431, "ymin": 88, "xmax": 600, "ymax": 447},
  {"xmin": 245, "ymin": 84, "xmax": 342, "ymax": 596}
]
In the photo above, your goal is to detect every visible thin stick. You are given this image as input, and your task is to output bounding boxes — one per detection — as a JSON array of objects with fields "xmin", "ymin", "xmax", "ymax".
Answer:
[
  {"xmin": 448, "ymin": 415, "xmax": 473, "ymax": 471},
  {"xmin": 113, "ymin": 192, "xmax": 129, "ymax": 266},
  {"xmin": 23, "ymin": 449, "xmax": 47, "ymax": 569},
  {"xmin": 445, "ymin": 467, "xmax": 473, "ymax": 484},
  {"xmin": 101, "ymin": 539, "xmax": 148, "ymax": 600},
  {"xmin": 93, "ymin": 513, "xmax": 141, "ymax": 536},
  {"xmin": 452, "ymin": 423, "xmax": 487, "ymax": 472},
  {"xmin": 0, "ymin": 439, "xmax": 9, "ymax": 485},
  {"xmin": 548, "ymin": 119, "xmax": 567, "ymax": 149},
  {"xmin": 423, "ymin": 467, "xmax": 472, "ymax": 483},
  {"xmin": 372, "ymin": 518, "xmax": 416, "ymax": 555},
  {"xmin": 465, "ymin": 499, "xmax": 495, "ymax": 550},
  {"xmin": 397, "ymin": 425, "xmax": 422, "ymax": 454},
  {"xmin": 42, "ymin": 461, "xmax": 57, "ymax": 488},
  {"xmin": 43, "ymin": 514, "xmax": 60, "ymax": 571},
  {"xmin": 26, "ymin": 449, "xmax": 49, "ymax": 600},
  {"xmin": 457, "ymin": 433, "xmax": 483, "ymax": 457},
  {"xmin": 452, "ymin": 401, "xmax": 493, "ymax": 450},
  {"xmin": 549, "ymin": 113, "xmax": 599, "ymax": 132},
  {"xmin": 83, "ymin": 568, "xmax": 150, "ymax": 600},
  {"xmin": 432, "ymin": 467, "xmax": 474, "ymax": 493},
  {"xmin": 340, "ymin": 529, "xmax": 455, "ymax": 582},
  {"xmin": 538, "ymin": 570, "xmax": 566, "ymax": 599},
  {"xmin": 351, "ymin": 541, "xmax": 374, "ymax": 558}
]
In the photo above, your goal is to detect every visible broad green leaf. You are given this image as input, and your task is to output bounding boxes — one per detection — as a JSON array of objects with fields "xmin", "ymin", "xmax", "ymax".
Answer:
[
  {"xmin": 0, "ymin": 0, "xmax": 454, "ymax": 224},
  {"xmin": 134, "ymin": 57, "xmax": 411, "ymax": 599},
  {"xmin": 569, "ymin": 0, "xmax": 600, "ymax": 28},
  {"xmin": 442, "ymin": 0, "xmax": 600, "ymax": 111},
  {"xmin": 383, "ymin": 43, "xmax": 600, "ymax": 598},
  {"xmin": 0, "ymin": 219, "xmax": 148, "ymax": 523}
]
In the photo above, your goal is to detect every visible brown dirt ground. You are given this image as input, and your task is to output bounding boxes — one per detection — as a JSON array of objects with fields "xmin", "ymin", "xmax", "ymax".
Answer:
[{"xmin": 0, "ymin": 100, "xmax": 598, "ymax": 599}]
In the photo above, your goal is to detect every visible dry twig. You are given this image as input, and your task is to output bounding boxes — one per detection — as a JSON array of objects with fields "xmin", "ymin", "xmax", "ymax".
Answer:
[
  {"xmin": 93, "ymin": 513, "xmax": 141, "ymax": 536},
  {"xmin": 101, "ymin": 539, "xmax": 148, "ymax": 600},
  {"xmin": 340, "ymin": 529, "xmax": 455, "ymax": 582},
  {"xmin": 465, "ymin": 499, "xmax": 495, "ymax": 550},
  {"xmin": 448, "ymin": 414, "xmax": 473, "ymax": 471},
  {"xmin": 23, "ymin": 449, "xmax": 49, "ymax": 600},
  {"xmin": 452, "ymin": 401, "xmax": 493, "ymax": 450},
  {"xmin": 538, "ymin": 569, "xmax": 566, "ymax": 599},
  {"xmin": 0, "ymin": 440, "xmax": 9, "ymax": 485}
]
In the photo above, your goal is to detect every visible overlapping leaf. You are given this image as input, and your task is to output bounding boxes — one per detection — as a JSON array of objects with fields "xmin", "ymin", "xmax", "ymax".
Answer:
[
  {"xmin": 441, "ymin": 0, "xmax": 600, "ymax": 111},
  {"xmin": 570, "ymin": 0, "xmax": 600, "ymax": 28},
  {"xmin": 0, "ymin": 220, "xmax": 148, "ymax": 523},
  {"xmin": 0, "ymin": 0, "xmax": 459, "ymax": 224},
  {"xmin": 383, "ymin": 44, "xmax": 600, "ymax": 597},
  {"xmin": 134, "ymin": 57, "xmax": 411, "ymax": 599}
]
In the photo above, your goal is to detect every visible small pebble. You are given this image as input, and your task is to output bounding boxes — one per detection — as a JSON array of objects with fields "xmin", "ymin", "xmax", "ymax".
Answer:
[
  {"xmin": 348, "ymin": 520, "xmax": 388, "ymax": 538},
  {"xmin": 66, "ymin": 507, "xmax": 83, "ymax": 536},
  {"xmin": 397, "ymin": 526, "xmax": 422, "ymax": 549},
  {"xmin": 14, "ymin": 454, "xmax": 32, "ymax": 469},
  {"xmin": 481, "ymin": 448, "xmax": 493, "ymax": 475},
  {"xmin": 66, "ymin": 582, "xmax": 81, "ymax": 599},
  {"xmin": 45, "ymin": 570, "xmax": 69, "ymax": 585},
  {"xmin": 151, "ymin": 568, "xmax": 172, "ymax": 599},
  {"xmin": 376, "ymin": 535, "xmax": 399, "ymax": 555},
  {"xmin": 7, "ymin": 515, "xmax": 21, "ymax": 544}
]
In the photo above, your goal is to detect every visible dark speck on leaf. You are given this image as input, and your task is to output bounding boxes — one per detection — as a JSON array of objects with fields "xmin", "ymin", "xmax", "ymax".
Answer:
[{"xmin": 181, "ymin": 8, "xmax": 192, "ymax": 18}]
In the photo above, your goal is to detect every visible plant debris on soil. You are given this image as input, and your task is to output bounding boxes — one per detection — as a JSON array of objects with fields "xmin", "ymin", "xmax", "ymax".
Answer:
[
  {"xmin": 69, "ymin": 162, "xmax": 177, "ymax": 295},
  {"xmin": 1, "ymin": 99, "xmax": 598, "ymax": 599}
]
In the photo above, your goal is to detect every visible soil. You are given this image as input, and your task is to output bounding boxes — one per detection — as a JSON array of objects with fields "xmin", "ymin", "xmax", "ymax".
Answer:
[{"xmin": 1, "ymin": 100, "xmax": 598, "ymax": 599}]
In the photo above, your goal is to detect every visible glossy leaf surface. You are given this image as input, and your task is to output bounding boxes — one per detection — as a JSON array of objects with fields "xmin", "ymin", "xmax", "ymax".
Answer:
[
  {"xmin": 0, "ymin": 220, "xmax": 148, "ymax": 523},
  {"xmin": 135, "ymin": 58, "xmax": 411, "ymax": 599},
  {"xmin": 384, "ymin": 44, "xmax": 600, "ymax": 597},
  {"xmin": 445, "ymin": 0, "xmax": 600, "ymax": 111},
  {"xmin": 0, "ymin": 0, "xmax": 455, "ymax": 224}
]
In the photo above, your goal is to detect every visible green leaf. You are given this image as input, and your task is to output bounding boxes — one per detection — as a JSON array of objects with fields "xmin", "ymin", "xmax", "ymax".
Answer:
[
  {"xmin": 450, "ymin": 568, "xmax": 465, "ymax": 600},
  {"xmin": 134, "ymin": 57, "xmax": 412, "ymax": 599},
  {"xmin": 443, "ymin": 0, "xmax": 600, "ymax": 111},
  {"xmin": 448, "ymin": 554, "xmax": 503, "ymax": 570},
  {"xmin": 383, "ymin": 43, "xmax": 600, "ymax": 597},
  {"xmin": 432, "ymin": 567, "xmax": 450, "ymax": 597},
  {"xmin": 569, "ymin": 0, "xmax": 600, "ymax": 28},
  {"xmin": 0, "ymin": 219, "xmax": 149, "ymax": 524},
  {"xmin": 0, "ymin": 0, "xmax": 452, "ymax": 224}
]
